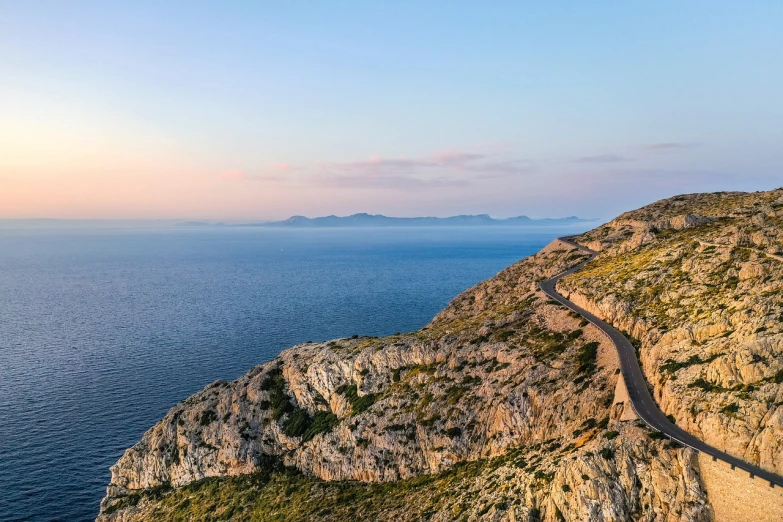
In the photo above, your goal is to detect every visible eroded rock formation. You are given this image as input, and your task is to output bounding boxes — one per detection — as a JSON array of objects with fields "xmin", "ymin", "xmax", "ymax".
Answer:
[{"xmin": 98, "ymin": 189, "xmax": 783, "ymax": 522}]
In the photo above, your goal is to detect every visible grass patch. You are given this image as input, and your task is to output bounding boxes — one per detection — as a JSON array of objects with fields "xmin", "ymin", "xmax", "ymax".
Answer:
[{"xmin": 104, "ymin": 452, "xmax": 520, "ymax": 521}]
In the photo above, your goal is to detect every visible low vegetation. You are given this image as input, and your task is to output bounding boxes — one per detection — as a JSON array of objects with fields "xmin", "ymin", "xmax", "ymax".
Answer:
[{"xmin": 261, "ymin": 366, "xmax": 339, "ymax": 440}]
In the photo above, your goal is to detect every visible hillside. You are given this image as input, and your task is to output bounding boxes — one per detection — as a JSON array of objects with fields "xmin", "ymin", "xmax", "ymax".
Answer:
[{"xmin": 98, "ymin": 189, "xmax": 783, "ymax": 522}]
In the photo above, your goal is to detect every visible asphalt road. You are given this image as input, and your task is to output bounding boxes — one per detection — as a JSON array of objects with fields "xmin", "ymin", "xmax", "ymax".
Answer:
[{"xmin": 538, "ymin": 237, "xmax": 783, "ymax": 488}]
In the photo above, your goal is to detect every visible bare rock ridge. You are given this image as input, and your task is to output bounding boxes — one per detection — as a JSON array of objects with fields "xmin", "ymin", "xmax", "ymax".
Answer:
[{"xmin": 98, "ymin": 188, "xmax": 783, "ymax": 522}]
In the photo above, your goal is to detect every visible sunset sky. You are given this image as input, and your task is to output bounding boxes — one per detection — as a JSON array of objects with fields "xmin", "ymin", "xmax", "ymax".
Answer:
[{"xmin": 2, "ymin": 2, "xmax": 782, "ymax": 220}]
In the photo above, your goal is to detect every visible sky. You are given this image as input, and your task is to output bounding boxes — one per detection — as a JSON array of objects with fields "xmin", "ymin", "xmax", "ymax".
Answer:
[{"xmin": 1, "ymin": 2, "xmax": 782, "ymax": 220}]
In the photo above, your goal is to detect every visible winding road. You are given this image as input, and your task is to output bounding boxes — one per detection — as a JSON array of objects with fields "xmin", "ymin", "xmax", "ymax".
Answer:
[{"xmin": 538, "ymin": 237, "xmax": 783, "ymax": 488}]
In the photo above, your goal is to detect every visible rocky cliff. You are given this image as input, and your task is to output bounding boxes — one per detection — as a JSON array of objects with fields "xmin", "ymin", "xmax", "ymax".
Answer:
[
  {"xmin": 98, "ymin": 189, "xmax": 783, "ymax": 522},
  {"xmin": 559, "ymin": 189, "xmax": 783, "ymax": 476}
]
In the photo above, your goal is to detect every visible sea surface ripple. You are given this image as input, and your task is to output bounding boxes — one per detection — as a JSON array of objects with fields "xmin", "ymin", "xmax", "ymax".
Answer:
[{"xmin": 0, "ymin": 225, "xmax": 587, "ymax": 521}]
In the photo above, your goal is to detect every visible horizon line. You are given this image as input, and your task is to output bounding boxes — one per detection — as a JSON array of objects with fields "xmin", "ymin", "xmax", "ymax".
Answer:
[{"xmin": 0, "ymin": 213, "xmax": 601, "ymax": 223}]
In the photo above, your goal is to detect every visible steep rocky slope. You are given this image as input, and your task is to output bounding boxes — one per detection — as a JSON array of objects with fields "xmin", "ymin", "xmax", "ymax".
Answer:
[
  {"xmin": 560, "ymin": 189, "xmax": 783, "ymax": 475},
  {"xmin": 99, "ymin": 189, "xmax": 783, "ymax": 522}
]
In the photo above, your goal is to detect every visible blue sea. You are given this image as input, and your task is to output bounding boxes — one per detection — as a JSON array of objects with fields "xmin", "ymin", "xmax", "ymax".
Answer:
[{"xmin": 0, "ymin": 224, "xmax": 589, "ymax": 521}]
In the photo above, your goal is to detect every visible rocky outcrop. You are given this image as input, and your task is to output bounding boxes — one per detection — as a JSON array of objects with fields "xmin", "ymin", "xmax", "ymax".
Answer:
[
  {"xmin": 560, "ymin": 188, "xmax": 783, "ymax": 476},
  {"xmin": 101, "ymin": 426, "xmax": 713, "ymax": 522},
  {"xmin": 99, "ymin": 188, "xmax": 783, "ymax": 521}
]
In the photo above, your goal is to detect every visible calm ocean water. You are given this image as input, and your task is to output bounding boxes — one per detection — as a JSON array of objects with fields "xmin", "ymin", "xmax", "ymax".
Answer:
[{"xmin": 0, "ymin": 224, "xmax": 589, "ymax": 521}]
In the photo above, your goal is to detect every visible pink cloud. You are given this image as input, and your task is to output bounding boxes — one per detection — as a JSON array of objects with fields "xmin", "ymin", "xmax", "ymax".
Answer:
[
  {"xmin": 318, "ymin": 150, "xmax": 529, "ymax": 175},
  {"xmin": 218, "ymin": 170, "xmax": 245, "ymax": 181},
  {"xmin": 218, "ymin": 148, "xmax": 532, "ymax": 190},
  {"xmin": 217, "ymin": 169, "xmax": 285, "ymax": 182},
  {"xmin": 320, "ymin": 157, "xmax": 433, "ymax": 172},
  {"xmin": 271, "ymin": 163, "xmax": 298, "ymax": 171},
  {"xmin": 316, "ymin": 173, "xmax": 469, "ymax": 190}
]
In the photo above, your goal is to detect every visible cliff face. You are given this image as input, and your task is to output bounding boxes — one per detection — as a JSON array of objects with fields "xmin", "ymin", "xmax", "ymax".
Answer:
[
  {"xmin": 99, "ymin": 189, "xmax": 783, "ymax": 522},
  {"xmin": 559, "ymin": 189, "xmax": 783, "ymax": 476}
]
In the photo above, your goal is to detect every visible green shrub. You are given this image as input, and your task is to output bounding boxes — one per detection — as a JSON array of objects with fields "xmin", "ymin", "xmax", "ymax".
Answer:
[
  {"xmin": 282, "ymin": 409, "xmax": 311, "ymax": 438},
  {"xmin": 688, "ymin": 378, "xmax": 722, "ymax": 392},
  {"xmin": 199, "ymin": 409, "xmax": 217, "ymax": 426},
  {"xmin": 261, "ymin": 367, "xmax": 296, "ymax": 420},
  {"xmin": 337, "ymin": 384, "xmax": 376, "ymax": 416},
  {"xmin": 461, "ymin": 375, "xmax": 481, "ymax": 385},
  {"xmin": 533, "ymin": 470, "xmax": 554, "ymax": 482},
  {"xmin": 660, "ymin": 353, "xmax": 723, "ymax": 374},
  {"xmin": 720, "ymin": 403, "xmax": 739, "ymax": 415},
  {"xmin": 445, "ymin": 427, "xmax": 462, "ymax": 438},
  {"xmin": 301, "ymin": 411, "xmax": 339, "ymax": 442},
  {"xmin": 495, "ymin": 330, "xmax": 514, "ymax": 342},
  {"xmin": 577, "ymin": 342, "xmax": 600, "ymax": 375}
]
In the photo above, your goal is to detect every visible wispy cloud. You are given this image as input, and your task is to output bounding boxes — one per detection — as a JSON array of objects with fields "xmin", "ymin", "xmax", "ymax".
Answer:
[
  {"xmin": 217, "ymin": 169, "xmax": 285, "ymax": 182},
  {"xmin": 431, "ymin": 152, "xmax": 486, "ymax": 166},
  {"xmin": 644, "ymin": 142, "xmax": 700, "ymax": 151},
  {"xmin": 575, "ymin": 154, "xmax": 632, "ymax": 163},
  {"xmin": 217, "ymin": 163, "xmax": 302, "ymax": 182},
  {"xmin": 471, "ymin": 160, "xmax": 534, "ymax": 177},
  {"xmin": 316, "ymin": 173, "xmax": 470, "ymax": 190},
  {"xmin": 584, "ymin": 168, "xmax": 741, "ymax": 189},
  {"xmin": 319, "ymin": 156, "xmax": 433, "ymax": 173},
  {"xmin": 218, "ymin": 170, "xmax": 246, "ymax": 181},
  {"xmin": 270, "ymin": 163, "xmax": 299, "ymax": 171},
  {"xmin": 324, "ymin": 151, "xmax": 530, "ymax": 173},
  {"xmin": 218, "ymin": 148, "xmax": 533, "ymax": 190},
  {"xmin": 311, "ymin": 149, "xmax": 533, "ymax": 189}
]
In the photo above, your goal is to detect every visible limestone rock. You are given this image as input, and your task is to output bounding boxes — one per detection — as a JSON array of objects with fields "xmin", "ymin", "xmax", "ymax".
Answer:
[{"xmin": 99, "ymin": 188, "xmax": 783, "ymax": 521}]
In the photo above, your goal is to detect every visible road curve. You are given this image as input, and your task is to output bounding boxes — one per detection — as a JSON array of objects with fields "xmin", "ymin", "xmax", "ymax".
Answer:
[{"xmin": 538, "ymin": 236, "xmax": 783, "ymax": 488}]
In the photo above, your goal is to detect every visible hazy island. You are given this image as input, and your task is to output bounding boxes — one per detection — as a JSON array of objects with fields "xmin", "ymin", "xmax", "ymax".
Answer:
[{"xmin": 182, "ymin": 213, "xmax": 595, "ymax": 228}]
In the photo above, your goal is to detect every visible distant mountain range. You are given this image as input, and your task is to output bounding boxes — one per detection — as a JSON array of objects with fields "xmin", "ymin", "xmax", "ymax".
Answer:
[{"xmin": 225, "ymin": 213, "xmax": 594, "ymax": 228}]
